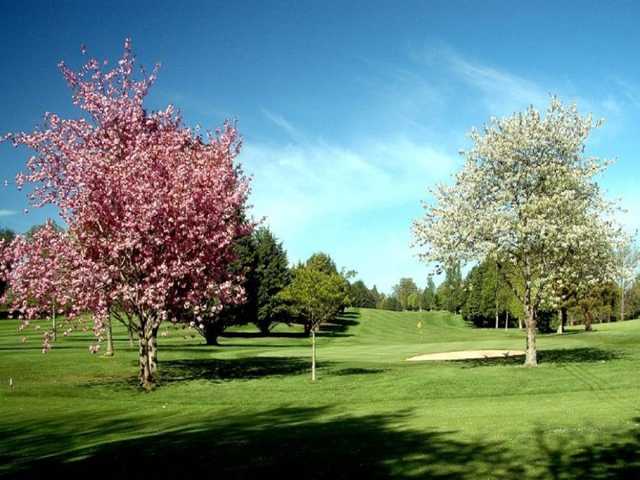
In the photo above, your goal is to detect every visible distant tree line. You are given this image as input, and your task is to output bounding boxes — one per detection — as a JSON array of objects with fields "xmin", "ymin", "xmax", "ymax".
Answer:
[
  {"xmin": 3, "ymin": 220, "xmax": 639, "ymax": 338},
  {"xmin": 354, "ymin": 253, "xmax": 640, "ymax": 335}
]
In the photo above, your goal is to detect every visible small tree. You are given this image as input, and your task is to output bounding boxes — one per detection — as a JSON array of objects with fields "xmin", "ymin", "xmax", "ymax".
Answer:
[
  {"xmin": 278, "ymin": 265, "xmax": 345, "ymax": 381},
  {"xmin": 413, "ymin": 98, "xmax": 615, "ymax": 366},
  {"xmin": 304, "ymin": 252, "xmax": 352, "ymax": 312}
]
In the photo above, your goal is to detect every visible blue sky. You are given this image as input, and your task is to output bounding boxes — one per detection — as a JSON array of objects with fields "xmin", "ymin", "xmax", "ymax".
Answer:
[{"xmin": 1, "ymin": 1, "xmax": 639, "ymax": 293}]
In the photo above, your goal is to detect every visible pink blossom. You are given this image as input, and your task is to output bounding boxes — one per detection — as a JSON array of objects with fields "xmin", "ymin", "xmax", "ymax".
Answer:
[{"xmin": 1, "ymin": 40, "xmax": 252, "ymax": 388}]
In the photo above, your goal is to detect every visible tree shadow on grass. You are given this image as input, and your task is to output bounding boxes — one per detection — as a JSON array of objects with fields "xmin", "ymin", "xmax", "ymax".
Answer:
[
  {"xmin": 533, "ymin": 418, "xmax": 640, "ymax": 479},
  {"xmin": 0, "ymin": 407, "xmax": 523, "ymax": 480},
  {"xmin": 4, "ymin": 408, "xmax": 640, "ymax": 479},
  {"xmin": 159, "ymin": 356, "xmax": 311, "ymax": 383},
  {"xmin": 332, "ymin": 367, "xmax": 387, "ymax": 376},
  {"xmin": 0, "ymin": 345, "xmax": 78, "ymax": 352},
  {"xmin": 316, "ymin": 313, "xmax": 359, "ymax": 338},
  {"xmin": 80, "ymin": 356, "xmax": 315, "ymax": 390},
  {"xmin": 459, "ymin": 348, "xmax": 622, "ymax": 368},
  {"xmin": 221, "ymin": 312, "xmax": 359, "ymax": 341},
  {"xmin": 223, "ymin": 331, "xmax": 308, "ymax": 339}
]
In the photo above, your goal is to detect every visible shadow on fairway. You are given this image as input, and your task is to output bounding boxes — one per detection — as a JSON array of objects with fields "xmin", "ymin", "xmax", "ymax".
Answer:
[
  {"xmin": 333, "ymin": 367, "xmax": 387, "ymax": 376},
  {"xmin": 222, "ymin": 330, "xmax": 309, "ymax": 339},
  {"xmin": 317, "ymin": 313, "xmax": 359, "ymax": 338},
  {"xmin": 533, "ymin": 419, "xmax": 640, "ymax": 479},
  {"xmin": 2, "ymin": 409, "xmax": 639, "ymax": 480},
  {"xmin": 160, "ymin": 356, "xmax": 311, "ymax": 382},
  {"xmin": 221, "ymin": 312, "xmax": 359, "ymax": 340},
  {"xmin": 460, "ymin": 347, "xmax": 621, "ymax": 368},
  {"xmin": 0, "ymin": 408, "xmax": 522, "ymax": 479},
  {"xmin": 76, "ymin": 356, "xmax": 314, "ymax": 391}
]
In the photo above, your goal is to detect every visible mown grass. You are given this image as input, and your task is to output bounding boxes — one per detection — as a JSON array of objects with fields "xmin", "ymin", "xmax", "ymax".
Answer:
[{"xmin": 1, "ymin": 309, "xmax": 639, "ymax": 479}]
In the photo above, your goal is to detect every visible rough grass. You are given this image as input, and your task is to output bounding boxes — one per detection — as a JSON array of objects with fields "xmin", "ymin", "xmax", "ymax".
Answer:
[{"xmin": 1, "ymin": 309, "xmax": 639, "ymax": 479}]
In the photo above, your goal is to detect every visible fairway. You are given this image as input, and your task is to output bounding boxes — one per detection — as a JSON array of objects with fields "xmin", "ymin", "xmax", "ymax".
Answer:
[{"xmin": 1, "ymin": 308, "xmax": 639, "ymax": 479}]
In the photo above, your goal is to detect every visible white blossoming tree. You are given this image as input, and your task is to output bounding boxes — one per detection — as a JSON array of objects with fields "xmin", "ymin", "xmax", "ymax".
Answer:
[
  {"xmin": 550, "ymin": 216, "xmax": 618, "ymax": 333},
  {"xmin": 614, "ymin": 234, "xmax": 640, "ymax": 322},
  {"xmin": 413, "ymin": 98, "xmax": 616, "ymax": 366}
]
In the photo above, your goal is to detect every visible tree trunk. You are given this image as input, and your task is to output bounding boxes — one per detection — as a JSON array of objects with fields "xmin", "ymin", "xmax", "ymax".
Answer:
[
  {"xmin": 203, "ymin": 322, "xmax": 224, "ymax": 346},
  {"xmin": 556, "ymin": 309, "xmax": 563, "ymax": 334},
  {"xmin": 258, "ymin": 321, "xmax": 271, "ymax": 336},
  {"xmin": 138, "ymin": 325, "xmax": 158, "ymax": 390},
  {"xmin": 518, "ymin": 316, "xmax": 523, "ymax": 330},
  {"xmin": 51, "ymin": 305, "xmax": 57, "ymax": 342},
  {"xmin": 104, "ymin": 318, "xmax": 114, "ymax": 357},
  {"xmin": 524, "ymin": 307, "xmax": 537, "ymax": 366},
  {"xmin": 557, "ymin": 307, "xmax": 567, "ymax": 334},
  {"xmin": 505, "ymin": 311, "xmax": 509, "ymax": 330},
  {"xmin": 584, "ymin": 309, "xmax": 593, "ymax": 332},
  {"xmin": 304, "ymin": 323, "xmax": 312, "ymax": 336},
  {"xmin": 620, "ymin": 285, "xmax": 625, "ymax": 322},
  {"xmin": 128, "ymin": 324, "xmax": 135, "ymax": 348},
  {"xmin": 495, "ymin": 260, "xmax": 499, "ymax": 329},
  {"xmin": 311, "ymin": 328, "xmax": 317, "ymax": 382}
]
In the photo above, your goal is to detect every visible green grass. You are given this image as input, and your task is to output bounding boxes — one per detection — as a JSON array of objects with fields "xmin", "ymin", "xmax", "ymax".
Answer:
[{"xmin": 1, "ymin": 309, "xmax": 640, "ymax": 478}]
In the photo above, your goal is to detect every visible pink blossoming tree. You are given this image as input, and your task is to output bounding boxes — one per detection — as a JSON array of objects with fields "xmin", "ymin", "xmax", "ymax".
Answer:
[
  {"xmin": 2, "ymin": 40, "xmax": 252, "ymax": 389},
  {"xmin": 0, "ymin": 221, "xmax": 108, "ymax": 352}
]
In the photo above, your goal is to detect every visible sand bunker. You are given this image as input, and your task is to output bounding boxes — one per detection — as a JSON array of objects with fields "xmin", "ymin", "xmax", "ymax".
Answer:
[{"xmin": 406, "ymin": 350, "xmax": 525, "ymax": 362}]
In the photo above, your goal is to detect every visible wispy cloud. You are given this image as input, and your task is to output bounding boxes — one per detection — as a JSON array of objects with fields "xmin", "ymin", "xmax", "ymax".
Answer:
[
  {"xmin": 0, "ymin": 209, "xmax": 17, "ymax": 217},
  {"xmin": 601, "ymin": 95, "xmax": 622, "ymax": 115},
  {"xmin": 261, "ymin": 109, "xmax": 303, "ymax": 140},
  {"xmin": 452, "ymin": 57, "xmax": 547, "ymax": 111},
  {"xmin": 613, "ymin": 78, "xmax": 640, "ymax": 110},
  {"xmin": 241, "ymin": 130, "xmax": 456, "ymax": 291},
  {"xmin": 419, "ymin": 45, "xmax": 550, "ymax": 115},
  {"xmin": 244, "ymin": 135, "xmax": 458, "ymax": 238}
]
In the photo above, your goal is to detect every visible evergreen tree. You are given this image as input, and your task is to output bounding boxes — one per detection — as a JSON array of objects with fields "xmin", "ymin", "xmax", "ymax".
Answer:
[
  {"xmin": 392, "ymin": 278, "xmax": 419, "ymax": 311},
  {"xmin": 200, "ymin": 227, "xmax": 291, "ymax": 343},
  {"xmin": 422, "ymin": 277, "xmax": 436, "ymax": 310},
  {"xmin": 382, "ymin": 295, "xmax": 401, "ymax": 311},
  {"xmin": 370, "ymin": 285, "xmax": 382, "ymax": 308},
  {"xmin": 461, "ymin": 264, "xmax": 485, "ymax": 325},
  {"xmin": 437, "ymin": 264, "xmax": 465, "ymax": 313},
  {"xmin": 200, "ymin": 233, "xmax": 257, "ymax": 345},
  {"xmin": 305, "ymin": 252, "xmax": 338, "ymax": 276},
  {"xmin": 253, "ymin": 228, "xmax": 291, "ymax": 334},
  {"xmin": 350, "ymin": 280, "xmax": 376, "ymax": 308}
]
